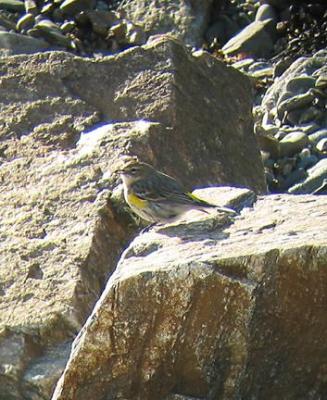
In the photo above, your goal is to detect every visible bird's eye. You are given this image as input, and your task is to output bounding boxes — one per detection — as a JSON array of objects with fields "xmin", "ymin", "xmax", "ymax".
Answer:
[{"xmin": 130, "ymin": 167, "xmax": 138, "ymax": 174}]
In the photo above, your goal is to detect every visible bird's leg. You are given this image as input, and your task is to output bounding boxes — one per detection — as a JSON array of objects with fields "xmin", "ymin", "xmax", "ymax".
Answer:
[{"xmin": 140, "ymin": 222, "xmax": 157, "ymax": 233}]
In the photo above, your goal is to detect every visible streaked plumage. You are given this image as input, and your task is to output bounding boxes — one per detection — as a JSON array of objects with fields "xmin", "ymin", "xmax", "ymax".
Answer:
[{"xmin": 118, "ymin": 160, "xmax": 236, "ymax": 223}]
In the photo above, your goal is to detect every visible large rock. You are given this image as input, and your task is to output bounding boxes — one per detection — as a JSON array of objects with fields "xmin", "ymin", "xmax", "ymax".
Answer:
[
  {"xmin": 0, "ymin": 31, "xmax": 49, "ymax": 56},
  {"xmin": 0, "ymin": 122, "xmax": 141, "ymax": 400},
  {"xmin": 117, "ymin": 0, "xmax": 214, "ymax": 47},
  {"xmin": 0, "ymin": 38, "xmax": 265, "ymax": 399},
  {"xmin": 0, "ymin": 38, "xmax": 266, "ymax": 192},
  {"xmin": 52, "ymin": 189, "xmax": 327, "ymax": 400},
  {"xmin": 222, "ymin": 20, "xmax": 275, "ymax": 58}
]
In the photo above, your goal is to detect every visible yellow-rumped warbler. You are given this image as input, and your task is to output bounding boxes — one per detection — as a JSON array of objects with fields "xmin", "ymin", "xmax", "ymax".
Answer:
[{"xmin": 118, "ymin": 159, "xmax": 236, "ymax": 223}]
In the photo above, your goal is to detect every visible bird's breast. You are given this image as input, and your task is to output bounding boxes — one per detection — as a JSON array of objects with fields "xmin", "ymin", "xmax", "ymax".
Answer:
[{"xmin": 126, "ymin": 191, "xmax": 147, "ymax": 209}]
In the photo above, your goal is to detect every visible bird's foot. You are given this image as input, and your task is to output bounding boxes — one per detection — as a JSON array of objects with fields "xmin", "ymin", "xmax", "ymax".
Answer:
[{"xmin": 140, "ymin": 222, "xmax": 157, "ymax": 233}]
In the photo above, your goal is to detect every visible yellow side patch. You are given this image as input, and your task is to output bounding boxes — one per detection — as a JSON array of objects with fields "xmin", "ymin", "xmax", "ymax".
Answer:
[
  {"xmin": 127, "ymin": 192, "xmax": 147, "ymax": 209},
  {"xmin": 187, "ymin": 192, "xmax": 201, "ymax": 201}
]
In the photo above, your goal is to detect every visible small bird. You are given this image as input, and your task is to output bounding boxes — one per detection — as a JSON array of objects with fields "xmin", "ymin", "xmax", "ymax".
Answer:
[{"xmin": 118, "ymin": 159, "xmax": 236, "ymax": 224}]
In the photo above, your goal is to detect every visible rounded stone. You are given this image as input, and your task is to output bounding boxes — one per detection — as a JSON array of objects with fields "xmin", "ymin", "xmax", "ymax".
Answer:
[
  {"xmin": 24, "ymin": 0, "xmax": 38, "ymax": 14},
  {"xmin": 288, "ymin": 159, "xmax": 327, "ymax": 194},
  {"xmin": 41, "ymin": 2, "xmax": 55, "ymax": 14},
  {"xmin": 60, "ymin": 0, "xmax": 95, "ymax": 15},
  {"xmin": 316, "ymin": 138, "xmax": 327, "ymax": 153},
  {"xmin": 255, "ymin": 4, "xmax": 277, "ymax": 22},
  {"xmin": 33, "ymin": 18, "xmax": 73, "ymax": 47},
  {"xmin": 298, "ymin": 123, "xmax": 320, "ymax": 135},
  {"xmin": 16, "ymin": 13, "xmax": 34, "ymax": 32},
  {"xmin": 274, "ymin": 130, "xmax": 288, "ymax": 141},
  {"xmin": 279, "ymin": 131, "xmax": 309, "ymax": 157},
  {"xmin": 315, "ymin": 75, "xmax": 327, "ymax": 89},
  {"xmin": 60, "ymin": 20, "xmax": 75, "ymax": 33},
  {"xmin": 0, "ymin": 0, "xmax": 25, "ymax": 12},
  {"xmin": 286, "ymin": 76, "xmax": 316, "ymax": 96},
  {"xmin": 277, "ymin": 91, "xmax": 315, "ymax": 119},
  {"xmin": 308, "ymin": 129, "xmax": 327, "ymax": 145}
]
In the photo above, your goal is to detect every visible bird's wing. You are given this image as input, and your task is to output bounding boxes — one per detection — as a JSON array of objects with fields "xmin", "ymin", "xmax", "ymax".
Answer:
[
  {"xmin": 132, "ymin": 173, "xmax": 214, "ymax": 206},
  {"xmin": 131, "ymin": 173, "xmax": 187, "ymax": 202}
]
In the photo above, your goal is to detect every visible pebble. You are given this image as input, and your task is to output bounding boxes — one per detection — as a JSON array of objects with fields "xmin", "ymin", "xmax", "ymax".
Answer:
[
  {"xmin": 277, "ymin": 91, "xmax": 315, "ymax": 119},
  {"xmin": 41, "ymin": 2, "xmax": 56, "ymax": 15},
  {"xmin": 24, "ymin": 0, "xmax": 37, "ymax": 15},
  {"xmin": 60, "ymin": 20, "xmax": 75, "ymax": 34},
  {"xmin": 285, "ymin": 76, "xmax": 316, "ymax": 95},
  {"xmin": 255, "ymin": 4, "xmax": 277, "ymax": 22},
  {"xmin": 315, "ymin": 75, "xmax": 327, "ymax": 89},
  {"xmin": 298, "ymin": 122, "xmax": 320, "ymax": 134},
  {"xmin": 125, "ymin": 21, "xmax": 146, "ymax": 46},
  {"xmin": 109, "ymin": 21, "xmax": 126, "ymax": 40},
  {"xmin": 274, "ymin": 130, "xmax": 288, "ymax": 140},
  {"xmin": 261, "ymin": 123, "xmax": 279, "ymax": 136},
  {"xmin": 255, "ymin": 47, "xmax": 327, "ymax": 193},
  {"xmin": 32, "ymin": 19, "xmax": 73, "ymax": 47},
  {"xmin": 16, "ymin": 12, "xmax": 34, "ymax": 32},
  {"xmin": 248, "ymin": 60, "xmax": 273, "ymax": 73},
  {"xmin": 0, "ymin": 0, "xmax": 24, "ymax": 12},
  {"xmin": 316, "ymin": 138, "xmax": 327, "ymax": 154},
  {"xmin": 308, "ymin": 129, "xmax": 327, "ymax": 145},
  {"xmin": 288, "ymin": 159, "xmax": 327, "ymax": 194},
  {"xmin": 232, "ymin": 58, "xmax": 254, "ymax": 71},
  {"xmin": 279, "ymin": 131, "xmax": 308, "ymax": 157},
  {"xmin": 85, "ymin": 10, "xmax": 118, "ymax": 36},
  {"xmin": 299, "ymin": 148, "xmax": 310, "ymax": 159},
  {"xmin": 60, "ymin": 0, "xmax": 95, "ymax": 16},
  {"xmin": 222, "ymin": 20, "xmax": 274, "ymax": 58},
  {"xmin": 250, "ymin": 66, "xmax": 274, "ymax": 79}
]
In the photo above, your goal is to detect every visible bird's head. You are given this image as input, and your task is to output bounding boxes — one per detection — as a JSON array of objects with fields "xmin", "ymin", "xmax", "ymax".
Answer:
[{"xmin": 118, "ymin": 159, "xmax": 154, "ymax": 184}]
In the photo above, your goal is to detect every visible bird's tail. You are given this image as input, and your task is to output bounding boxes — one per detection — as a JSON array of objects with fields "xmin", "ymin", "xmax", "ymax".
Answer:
[{"xmin": 187, "ymin": 192, "xmax": 237, "ymax": 215}]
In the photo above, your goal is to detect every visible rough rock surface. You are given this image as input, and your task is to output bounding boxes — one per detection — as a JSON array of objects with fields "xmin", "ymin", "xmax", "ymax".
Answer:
[
  {"xmin": 0, "ymin": 31, "xmax": 49, "ymax": 55},
  {"xmin": 118, "ymin": 0, "xmax": 214, "ymax": 47},
  {"xmin": 0, "ymin": 37, "xmax": 267, "ymax": 192},
  {"xmin": 222, "ymin": 19, "xmax": 274, "ymax": 58},
  {"xmin": 0, "ymin": 121, "xmax": 138, "ymax": 400},
  {"xmin": 0, "ymin": 37, "xmax": 265, "ymax": 399},
  {"xmin": 52, "ymin": 188, "xmax": 327, "ymax": 400}
]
